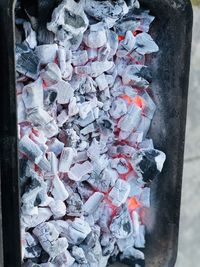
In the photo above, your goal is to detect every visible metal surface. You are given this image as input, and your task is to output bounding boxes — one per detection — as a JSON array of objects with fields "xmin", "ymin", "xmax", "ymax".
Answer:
[{"xmin": 0, "ymin": 0, "xmax": 193, "ymax": 267}]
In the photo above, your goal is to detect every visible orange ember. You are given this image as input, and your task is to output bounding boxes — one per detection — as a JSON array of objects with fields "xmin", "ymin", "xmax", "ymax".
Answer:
[
  {"xmin": 120, "ymin": 94, "xmax": 133, "ymax": 105},
  {"xmin": 118, "ymin": 35, "xmax": 125, "ymax": 41},
  {"xmin": 133, "ymin": 96, "xmax": 144, "ymax": 109},
  {"xmin": 128, "ymin": 197, "xmax": 141, "ymax": 211}
]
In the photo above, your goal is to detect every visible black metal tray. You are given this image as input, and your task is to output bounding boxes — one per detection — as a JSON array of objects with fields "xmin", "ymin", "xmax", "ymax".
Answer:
[{"xmin": 0, "ymin": 0, "xmax": 193, "ymax": 266}]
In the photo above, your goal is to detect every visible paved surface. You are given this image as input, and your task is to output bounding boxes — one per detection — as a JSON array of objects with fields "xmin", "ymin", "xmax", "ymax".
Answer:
[{"xmin": 176, "ymin": 6, "xmax": 200, "ymax": 267}]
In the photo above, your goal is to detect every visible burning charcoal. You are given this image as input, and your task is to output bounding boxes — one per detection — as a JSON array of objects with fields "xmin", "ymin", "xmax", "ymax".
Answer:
[
  {"xmin": 84, "ymin": 0, "xmax": 129, "ymax": 27},
  {"xmin": 16, "ymin": 44, "xmax": 40, "ymax": 79},
  {"xmin": 88, "ymin": 170, "xmax": 113, "ymax": 193},
  {"xmin": 51, "ymin": 175, "xmax": 69, "ymax": 201},
  {"xmin": 137, "ymin": 116, "xmax": 151, "ymax": 138},
  {"xmin": 21, "ymin": 177, "xmax": 43, "ymax": 216},
  {"xmin": 47, "ymin": 138, "xmax": 64, "ymax": 156},
  {"xmin": 72, "ymin": 246, "xmax": 87, "ymax": 264},
  {"xmin": 109, "ymin": 98, "xmax": 128, "ymax": 119},
  {"xmin": 120, "ymin": 247, "xmax": 144, "ymax": 261},
  {"xmin": 23, "ymin": 21, "xmax": 37, "ymax": 49},
  {"xmin": 72, "ymin": 50, "xmax": 88, "ymax": 66},
  {"xmin": 68, "ymin": 97, "xmax": 79, "ymax": 117},
  {"xmin": 47, "ymin": 152, "xmax": 58, "ymax": 175},
  {"xmin": 49, "ymin": 199, "xmax": 66, "ymax": 218},
  {"xmin": 66, "ymin": 192, "xmax": 83, "ymax": 216},
  {"xmin": 118, "ymin": 105, "xmax": 142, "ymax": 139},
  {"xmin": 130, "ymin": 149, "xmax": 166, "ymax": 183},
  {"xmin": 108, "ymin": 179, "xmax": 130, "ymax": 207},
  {"xmin": 109, "ymin": 144, "xmax": 136, "ymax": 158},
  {"xmin": 110, "ymin": 205, "xmax": 133, "ymax": 239},
  {"xmin": 35, "ymin": 44, "xmax": 58, "ymax": 65},
  {"xmin": 122, "ymin": 65, "xmax": 149, "ymax": 89},
  {"xmin": 90, "ymin": 60, "xmax": 114, "ymax": 78},
  {"xmin": 78, "ymin": 98, "xmax": 97, "ymax": 119},
  {"xmin": 28, "ymin": 108, "xmax": 59, "ymax": 138},
  {"xmin": 135, "ymin": 224, "xmax": 145, "ymax": 248},
  {"xmin": 107, "ymin": 30, "xmax": 118, "ymax": 57},
  {"xmin": 57, "ymin": 110, "xmax": 69, "ymax": 127},
  {"xmin": 33, "ymin": 222, "xmax": 68, "ymax": 258},
  {"xmin": 87, "ymin": 48, "xmax": 98, "ymax": 60},
  {"xmin": 21, "ymin": 208, "xmax": 52, "ymax": 229},
  {"xmin": 59, "ymin": 147, "xmax": 76, "ymax": 173},
  {"xmin": 68, "ymin": 161, "xmax": 93, "ymax": 181},
  {"xmin": 80, "ymin": 123, "xmax": 96, "ymax": 135},
  {"xmin": 22, "ymin": 78, "xmax": 43, "ymax": 109},
  {"xmin": 140, "ymin": 91, "xmax": 156, "ymax": 119},
  {"xmin": 47, "ymin": 0, "xmax": 89, "ymax": 43},
  {"xmin": 110, "ymin": 158, "xmax": 129, "ymax": 174},
  {"xmin": 19, "ymin": 135, "xmax": 51, "ymax": 172},
  {"xmin": 83, "ymin": 22, "xmax": 107, "ymax": 49},
  {"xmin": 23, "ymin": 232, "xmax": 42, "ymax": 259},
  {"xmin": 17, "ymin": 95, "xmax": 26, "ymax": 123},
  {"xmin": 52, "ymin": 250, "xmax": 75, "ymax": 266},
  {"xmin": 127, "ymin": 174, "xmax": 143, "ymax": 197},
  {"xmin": 135, "ymin": 32, "xmax": 159, "ymax": 55},
  {"xmin": 67, "ymin": 218, "xmax": 91, "ymax": 244},
  {"xmin": 83, "ymin": 192, "xmax": 104, "ymax": 215},
  {"xmin": 101, "ymin": 233, "xmax": 116, "ymax": 256},
  {"xmin": 121, "ymin": 30, "xmax": 136, "ymax": 52},
  {"xmin": 117, "ymin": 234, "xmax": 135, "ymax": 252},
  {"xmin": 52, "ymin": 80, "xmax": 74, "ymax": 105},
  {"xmin": 95, "ymin": 74, "xmax": 109, "ymax": 91},
  {"xmin": 139, "ymin": 187, "xmax": 150, "ymax": 208},
  {"xmin": 57, "ymin": 46, "xmax": 67, "ymax": 77},
  {"xmin": 40, "ymin": 63, "xmax": 62, "ymax": 87},
  {"xmin": 78, "ymin": 112, "xmax": 95, "ymax": 128}
]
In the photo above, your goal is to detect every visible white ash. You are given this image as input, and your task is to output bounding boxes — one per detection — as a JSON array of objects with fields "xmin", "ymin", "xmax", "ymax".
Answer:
[{"xmin": 16, "ymin": 0, "xmax": 166, "ymax": 266}]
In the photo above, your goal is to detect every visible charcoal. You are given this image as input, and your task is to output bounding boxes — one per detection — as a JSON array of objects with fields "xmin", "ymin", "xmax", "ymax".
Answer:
[
  {"xmin": 59, "ymin": 147, "xmax": 76, "ymax": 173},
  {"xmin": 51, "ymin": 175, "xmax": 69, "ymax": 201},
  {"xmin": 108, "ymin": 179, "xmax": 130, "ymax": 207},
  {"xmin": 84, "ymin": 0, "xmax": 129, "ymax": 27},
  {"xmin": 68, "ymin": 161, "xmax": 93, "ymax": 181},
  {"xmin": 122, "ymin": 65, "xmax": 149, "ymax": 89},
  {"xmin": 47, "ymin": 0, "xmax": 88, "ymax": 44},
  {"xmin": 83, "ymin": 22, "xmax": 107, "ymax": 49},
  {"xmin": 33, "ymin": 222, "xmax": 69, "ymax": 258},
  {"xmin": 131, "ymin": 149, "xmax": 166, "ymax": 183},
  {"xmin": 49, "ymin": 199, "xmax": 66, "ymax": 218},
  {"xmin": 23, "ymin": 21, "xmax": 37, "ymax": 49},
  {"xmin": 40, "ymin": 63, "xmax": 62, "ymax": 87},
  {"xmin": 110, "ymin": 205, "xmax": 133, "ymax": 239},
  {"xmin": 72, "ymin": 246, "xmax": 87, "ymax": 264},
  {"xmin": 135, "ymin": 32, "xmax": 159, "ymax": 55},
  {"xmin": 52, "ymin": 250, "xmax": 75, "ymax": 266},
  {"xmin": 16, "ymin": 44, "xmax": 40, "ymax": 79},
  {"xmin": 16, "ymin": 1, "xmax": 166, "ymax": 265},
  {"xmin": 83, "ymin": 192, "xmax": 104, "ymax": 215},
  {"xmin": 66, "ymin": 218, "xmax": 91, "ymax": 244},
  {"xmin": 21, "ymin": 208, "xmax": 53, "ymax": 229},
  {"xmin": 23, "ymin": 232, "xmax": 42, "ymax": 259}
]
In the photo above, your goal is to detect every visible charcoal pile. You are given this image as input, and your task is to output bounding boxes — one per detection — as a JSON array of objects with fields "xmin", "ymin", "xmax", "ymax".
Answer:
[{"xmin": 16, "ymin": 0, "xmax": 166, "ymax": 266}]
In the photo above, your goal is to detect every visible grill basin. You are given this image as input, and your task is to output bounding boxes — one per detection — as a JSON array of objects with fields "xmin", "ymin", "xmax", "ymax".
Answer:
[{"xmin": 0, "ymin": 0, "xmax": 193, "ymax": 266}]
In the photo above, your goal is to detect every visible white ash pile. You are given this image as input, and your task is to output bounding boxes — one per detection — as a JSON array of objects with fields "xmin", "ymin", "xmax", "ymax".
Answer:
[{"xmin": 16, "ymin": 0, "xmax": 166, "ymax": 266}]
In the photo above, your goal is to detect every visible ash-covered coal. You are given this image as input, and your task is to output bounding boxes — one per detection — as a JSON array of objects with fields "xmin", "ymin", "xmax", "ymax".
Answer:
[{"xmin": 16, "ymin": 0, "xmax": 166, "ymax": 266}]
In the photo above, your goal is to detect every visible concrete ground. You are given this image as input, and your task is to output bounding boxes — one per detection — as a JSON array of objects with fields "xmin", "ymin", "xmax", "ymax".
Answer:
[{"xmin": 176, "ymin": 5, "xmax": 200, "ymax": 267}]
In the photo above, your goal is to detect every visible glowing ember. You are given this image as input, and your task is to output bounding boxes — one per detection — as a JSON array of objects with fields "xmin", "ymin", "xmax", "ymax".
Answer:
[{"xmin": 128, "ymin": 197, "xmax": 141, "ymax": 211}]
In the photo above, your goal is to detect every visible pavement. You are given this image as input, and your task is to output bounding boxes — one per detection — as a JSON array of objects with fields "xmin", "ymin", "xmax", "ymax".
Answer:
[{"xmin": 176, "ymin": 5, "xmax": 200, "ymax": 267}]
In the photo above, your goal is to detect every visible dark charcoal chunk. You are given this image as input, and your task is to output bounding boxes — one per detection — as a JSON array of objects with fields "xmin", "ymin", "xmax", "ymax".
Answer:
[
  {"xmin": 16, "ymin": 44, "xmax": 40, "ymax": 79},
  {"xmin": 138, "ymin": 149, "xmax": 160, "ymax": 183}
]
